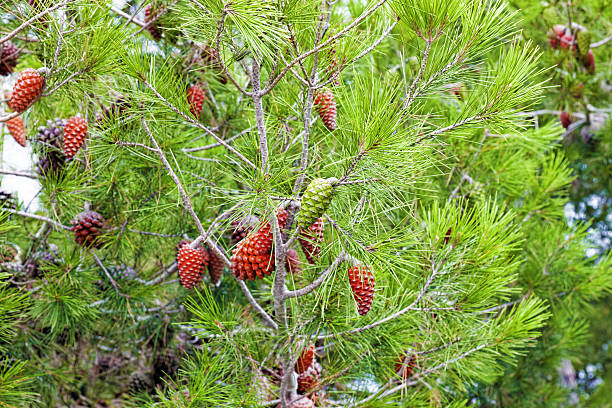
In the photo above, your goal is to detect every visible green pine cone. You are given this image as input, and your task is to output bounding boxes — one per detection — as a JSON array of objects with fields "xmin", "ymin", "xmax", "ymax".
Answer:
[
  {"xmin": 577, "ymin": 30, "xmax": 591, "ymax": 58},
  {"xmin": 298, "ymin": 177, "xmax": 337, "ymax": 229}
]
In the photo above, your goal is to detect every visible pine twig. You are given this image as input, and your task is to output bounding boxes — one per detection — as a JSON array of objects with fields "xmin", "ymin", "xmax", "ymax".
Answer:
[
  {"xmin": 139, "ymin": 77, "xmax": 257, "ymax": 170},
  {"xmin": 283, "ymin": 251, "xmax": 345, "ymax": 299},
  {"xmin": 2, "ymin": 208, "xmax": 71, "ymax": 230},
  {"xmin": 0, "ymin": 169, "xmax": 38, "ymax": 179},
  {"xmin": 0, "ymin": 1, "xmax": 71, "ymax": 46},
  {"xmin": 262, "ymin": 0, "xmax": 390, "ymax": 95}
]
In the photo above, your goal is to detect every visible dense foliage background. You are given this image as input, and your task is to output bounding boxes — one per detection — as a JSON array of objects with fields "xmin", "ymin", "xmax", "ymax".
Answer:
[{"xmin": 1, "ymin": 0, "xmax": 611, "ymax": 407}]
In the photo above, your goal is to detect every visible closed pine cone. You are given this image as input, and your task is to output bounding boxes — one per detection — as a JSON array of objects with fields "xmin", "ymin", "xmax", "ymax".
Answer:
[
  {"xmin": 6, "ymin": 115, "xmax": 26, "ymax": 147},
  {"xmin": 8, "ymin": 68, "xmax": 45, "ymax": 113},
  {"xmin": 347, "ymin": 264, "xmax": 375, "ymax": 316},
  {"xmin": 70, "ymin": 210, "xmax": 106, "ymax": 248}
]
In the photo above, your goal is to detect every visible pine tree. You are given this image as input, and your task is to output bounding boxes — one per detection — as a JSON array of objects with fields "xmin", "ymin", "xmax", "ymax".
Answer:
[{"xmin": 1, "ymin": 0, "xmax": 611, "ymax": 407}]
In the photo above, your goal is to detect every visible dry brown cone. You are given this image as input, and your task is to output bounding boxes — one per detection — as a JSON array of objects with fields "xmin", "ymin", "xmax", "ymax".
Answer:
[
  {"xmin": 394, "ymin": 353, "xmax": 417, "ymax": 381},
  {"xmin": 347, "ymin": 264, "xmax": 375, "ymax": 316},
  {"xmin": 297, "ymin": 361, "xmax": 321, "ymax": 393},
  {"xmin": 296, "ymin": 342, "xmax": 315, "ymax": 374},
  {"xmin": 70, "ymin": 210, "xmax": 106, "ymax": 248},
  {"xmin": 62, "ymin": 115, "xmax": 88, "ymax": 158},
  {"xmin": 176, "ymin": 241, "xmax": 209, "ymax": 289}
]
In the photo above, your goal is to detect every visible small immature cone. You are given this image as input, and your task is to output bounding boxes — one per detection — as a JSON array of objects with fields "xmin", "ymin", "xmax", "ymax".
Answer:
[
  {"xmin": 63, "ymin": 115, "xmax": 88, "ymax": 158},
  {"xmin": 6, "ymin": 116, "xmax": 26, "ymax": 147},
  {"xmin": 347, "ymin": 264, "xmax": 375, "ymax": 316},
  {"xmin": 177, "ymin": 241, "xmax": 209, "ymax": 289},
  {"xmin": 187, "ymin": 84, "xmax": 205, "ymax": 119},
  {"xmin": 8, "ymin": 68, "xmax": 45, "ymax": 113},
  {"xmin": 560, "ymin": 111, "xmax": 572, "ymax": 129},
  {"xmin": 295, "ymin": 342, "xmax": 315, "ymax": 374},
  {"xmin": 314, "ymin": 89, "xmax": 337, "ymax": 131},
  {"xmin": 70, "ymin": 210, "xmax": 106, "ymax": 248}
]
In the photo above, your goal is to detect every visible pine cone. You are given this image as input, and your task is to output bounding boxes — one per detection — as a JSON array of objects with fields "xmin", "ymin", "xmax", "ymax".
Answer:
[
  {"xmin": 95, "ymin": 97, "xmax": 130, "ymax": 127},
  {"xmin": 394, "ymin": 353, "xmax": 416, "ymax": 380},
  {"xmin": 286, "ymin": 248, "xmax": 301, "ymax": 275},
  {"xmin": 297, "ymin": 178, "xmax": 336, "ymax": 229},
  {"xmin": 297, "ymin": 362, "xmax": 321, "ymax": 393},
  {"xmin": 144, "ymin": 4, "xmax": 163, "ymax": 41},
  {"xmin": 8, "ymin": 68, "xmax": 45, "ymax": 113},
  {"xmin": 70, "ymin": 210, "xmax": 106, "ymax": 248},
  {"xmin": 584, "ymin": 49, "xmax": 595, "ymax": 73},
  {"xmin": 296, "ymin": 342, "xmax": 315, "ymax": 374},
  {"xmin": 347, "ymin": 264, "xmax": 375, "ymax": 316},
  {"xmin": 36, "ymin": 118, "xmax": 66, "ymax": 176},
  {"xmin": 129, "ymin": 372, "xmax": 152, "ymax": 394},
  {"xmin": 230, "ymin": 210, "xmax": 288, "ymax": 281},
  {"xmin": 0, "ymin": 41, "xmax": 19, "ymax": 76},
  {"xmin": 154, "ymin": 349, "xmax": 180, "ymax": 382},
  {"xmin": 62, "ymin": 115, "xmax": 88, "ymax": 158},
  {"xmin": 24, "ymin": 250, "xmax": 59, "ymax": 279},
  {"xmin": 314, "ymin": 89, "xmax": 337, "ymax": 131},
  {"xmin": 231, "ymin": 215, "xmax": 259, "ymax": 244},
  {"xmin": 177, "ymin": 241, "xmax": 209, "ymax": 289},
  {"xmin": 251, "ymin": 371, "xmax": 275, "ymax": 404},
  {"xmin": 560, "ymin": 111, "xmax": 572, "ymax": 129},
  {"xmin": 6, "ymin": 115, "xmax": 26, "ymax": 147},
  {"xmin": 207, "ymin": 245, "xmax": 225, "ymax": 285},
  {"xmin": 298, "ymin": 218, "xmax": 324, "ymax": 264},
  {"xmin": 576, "ymin": 30, "xmax": 591, "ymax": 58},
  {"xmin": 187, "ymin": 84, "xmax": 205, "ymax": 119}
]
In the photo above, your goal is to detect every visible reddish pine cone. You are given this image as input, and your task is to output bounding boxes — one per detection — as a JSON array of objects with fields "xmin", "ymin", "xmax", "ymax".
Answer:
[
  {"xmin": 207, "ymin": 245, "xmax": 225, "ymax": 285},
  {"xmin": 71, "ymin": 210, "xmax": 106, "ymax": 248},
  {"xmin": 230, "ymin": 210, "xmax": 287, "ymax": 281},
  {"xmin": 584, "ymin": 49, "xmax": 595, "ymax": 73},
  {"xmin": 297, "ymin": 362, "xmax": 321, "ymax": 393},
  {"xmin": 314, "ymin": 89, "xmax": 337, "ymax": 131},
  {"xmin": 560, "ymin": 111, "xmax": 572, "ymax": 129},
  {"xmin": 0, "ymin": 41, "xmax": 19, "ymax": 76},
  {"xmin": 395, "ymin": 353, "xmax": 416, "ymax": 379},
  {"xmin": 8, "ymin": 68, "xmax": 45, "ymax": 113},
  {"xmin": 63, "ymin": 115, "xmax": 88, "ymax": 158},
  {"xmin": 298, "ymin": 218, "xmax": 324, "ymax": 264},
  {"xmin": 177, "ymin": 241, "xmax": 209, "ymax": 289},
  {"xmin": 296, "ymin": 342, "xmax": 315, "ymax": 374},
  {"xmin": 347, "ymin": 264, "xmax": 375, "ymax": 316},
  {"xmin": 286, "ymin": 248, "xmax": 302, "ymax": 275},
  {"xmin": 6, "ymin": 115, "xmax": 26, "ymax": 147},
  {"xmin": 144, "ymin": 4, "xmax": 162, "ymax": 41},
  {"xmin": 231, "ymin": 215, "xmax": 259, "ymax": 244},
  {"xmin": 187, "ymin": 84, "xmax": 205, "ymax": 119}
]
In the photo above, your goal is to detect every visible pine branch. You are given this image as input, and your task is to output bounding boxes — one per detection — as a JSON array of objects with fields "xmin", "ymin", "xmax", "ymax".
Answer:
[
  {"xmin": 0, "ymin": 1, "xmax": 70, "ymax": 46},
  {"xmin": 261, "ymin": 0, "xmax": 390, "ymax": 95},
  {"xmin": 591, "ymin": 32, "xmax": 612, "ymax": 48},
  {"xmin": 318, "ymin": 257, "xmax": 446, "ymax": 339},
  {"xmin": 2, "ymin": 208, "xmax": 71, "ymax": 230},
  {"xmin": 282, "ymin": 251, "xmax": 345, "ymax": 299},
  {"xmin": 139, "ymin": 77, "xmax": 257, "ymax": 170},
  {"xmin": 181, "ymin": 127, "xmax": 252, "ymax": 152},
  {"xmin": 252, "ymin": 60, "xmax": 270, "ymax": 176},
  {"xmin": 0, "ymin": 169, "xmax": 37, "ymax": 179},
  {"xmin": 109, "ymin": 5, "xmax": 146, "ymax": 28}
]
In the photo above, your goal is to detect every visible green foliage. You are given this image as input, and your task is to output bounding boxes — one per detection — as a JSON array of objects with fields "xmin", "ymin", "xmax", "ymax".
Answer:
[{"xmin": 0, "ymin": 0, "xmax": 610, "ymax": 406}]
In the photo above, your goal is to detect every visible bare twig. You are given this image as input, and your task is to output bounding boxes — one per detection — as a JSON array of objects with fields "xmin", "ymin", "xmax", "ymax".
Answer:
[
  {"xmin": 591, "ymin": 33, "xmax": 612, "ymax": 48},
  {"xmin": 182, "ymin": 127, "xmax": 252, "ymax": 152},
  {"xmin": 0, "ymin": 169, "xmax": 37, "ymax": 179},
  {"xmin": 110, "ymin": 6, "xmax": 146, "ymax": 28},
  {"xmin": 2, "ymin": 208, "xmax": 71, "ymax": 230}
]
